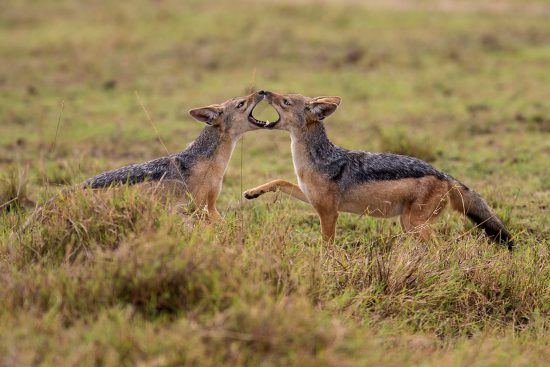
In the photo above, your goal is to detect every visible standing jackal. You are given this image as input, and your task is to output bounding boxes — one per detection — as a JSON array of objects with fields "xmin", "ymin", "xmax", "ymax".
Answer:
[
  {"xmin": 85, "ymin": 92, "xmax": 266, "ymax": 220},
  {"xmin": 244, "ymin": 91, "xmax": 513, "ymax": 249}
]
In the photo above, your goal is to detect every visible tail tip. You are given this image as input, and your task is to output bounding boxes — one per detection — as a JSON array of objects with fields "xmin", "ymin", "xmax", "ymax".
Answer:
[{"xmin": 495, "ymin": 229, "xmax": 514, "ymax": 251}]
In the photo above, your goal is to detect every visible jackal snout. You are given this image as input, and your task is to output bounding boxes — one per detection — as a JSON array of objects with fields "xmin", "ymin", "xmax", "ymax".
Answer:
[
  {"xmin": 248, "ymin": 91, "xmax": 281, "ymax": 129},
  {"xmin": 252, "ymin": 91, "xmax": 341, "ymax": 132},
  {"xmin": 188, "ymin": 91, "xmax": 267, "ymax": 136}
]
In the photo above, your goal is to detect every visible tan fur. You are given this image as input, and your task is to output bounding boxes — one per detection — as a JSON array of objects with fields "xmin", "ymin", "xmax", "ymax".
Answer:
[
  {"xmin": 186, "ymin": 138, "xmax": 235, "ymax": 217},
  {"xmin": 244, "ymin": 179, "xmax": 308, "ymax": 203},
  {"xmin": 145, "ymin": 137, "xmax": 234, "ymax": 220},
  {"xmin": 341, "ymin": 176, "xmax": 448, "ymax": 215},
  {"xmin": 245, "ymin": 175, "xmax": 450, "ymax": 241}
]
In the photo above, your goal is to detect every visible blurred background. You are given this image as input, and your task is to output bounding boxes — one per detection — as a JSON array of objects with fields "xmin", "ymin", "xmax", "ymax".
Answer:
[{"xmin": 1, "ymin": 0, "xmax": 548, "ymax": 230}]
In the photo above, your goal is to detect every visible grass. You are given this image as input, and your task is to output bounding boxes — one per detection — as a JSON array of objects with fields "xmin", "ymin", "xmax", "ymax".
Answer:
[
  {"xmin": 0, "ymin": 168, "xmax": 34, "ymax": 213},
  {"xmin": 1, "ymin": 0, "xmax": 549, "ymax": 365},
  {"xmin": 378, "ymin": 127, "xmax": 438, "ymax": 162}
]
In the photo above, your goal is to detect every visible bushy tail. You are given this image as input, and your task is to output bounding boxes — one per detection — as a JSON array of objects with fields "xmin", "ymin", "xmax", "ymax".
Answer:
[
  {"xmin": 84, "ymin": 156, "xmax": 173, "ymax": 189},
  {"xmin": 448, "ymin": 180, "xmax": 514, "ymax": 250}
]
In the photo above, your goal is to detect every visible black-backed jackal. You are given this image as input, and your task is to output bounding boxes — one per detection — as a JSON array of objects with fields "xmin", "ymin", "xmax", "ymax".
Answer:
[
  {"xmin": 85, "ymin": 92, "xmax": 267, "ymax": 220},
  {"xmin": 244, "ymin": 91, "xmax": 514, "ymax": 249}
]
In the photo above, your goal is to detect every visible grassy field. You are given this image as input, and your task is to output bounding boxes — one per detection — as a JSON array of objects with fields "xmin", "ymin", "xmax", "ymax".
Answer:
[{"xmin": 1, "ymin": 0, "xmax": 549, "ymax": 365}]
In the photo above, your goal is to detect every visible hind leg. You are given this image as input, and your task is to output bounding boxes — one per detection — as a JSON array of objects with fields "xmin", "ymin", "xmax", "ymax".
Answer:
[
  {"xmin": 400, "ymin": 204, "xmax": 436, "ymax": 241},
  {"xmin": 400, "ymin": 184, "xmax": 448, "ymax": 241},
  {"xmin": 206, "ymin": 190, "xmax": 222, "ymax": 221}
]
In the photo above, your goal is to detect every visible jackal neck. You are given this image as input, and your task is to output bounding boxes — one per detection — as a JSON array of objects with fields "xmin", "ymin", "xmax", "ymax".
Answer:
[
  {"xmin": 180, "ymin": 125, "xmax": 236, "ymax": 173},
  {"xmin": 293, "ymin": 122, "xmax": 339, "ymax": 162},
  {"xmin": 183, "ymin": 126, "xmax": 230, "ymax": 158},
  {"xmin": 290, "ymin": 122, "xmax": 351, "ymax": 185}
]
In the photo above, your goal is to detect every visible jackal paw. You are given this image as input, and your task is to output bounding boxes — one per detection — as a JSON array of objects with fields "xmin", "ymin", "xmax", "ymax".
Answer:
[{"xmin": 243, "ymin": 189, "xmax": 264, "ymax": 200}]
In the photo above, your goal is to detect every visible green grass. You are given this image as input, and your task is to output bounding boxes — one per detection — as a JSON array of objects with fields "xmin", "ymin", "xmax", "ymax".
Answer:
[{"xmin": 1, "ymin": 0, "xmax": 549, "ymax": 365}]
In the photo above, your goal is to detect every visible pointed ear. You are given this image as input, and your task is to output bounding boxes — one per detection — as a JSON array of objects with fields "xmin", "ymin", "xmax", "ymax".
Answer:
[
  {"xmin": 313, "ymin": 96, "xmax": 341, "ymax": 106},
  {"xmin": 308, "ymin": 101, "xmax": 339, "ymax": 121},
  {"xmin": 188, "ymin": 105, "xmax": 222, "ymax": 125}
]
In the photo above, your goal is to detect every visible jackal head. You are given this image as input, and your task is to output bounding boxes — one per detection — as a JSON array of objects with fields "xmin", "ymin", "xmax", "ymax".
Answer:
[
  {"xmin": 250, "ymin": 91, "xmax": 341, "ymax": 133},
  {"xmin": 188, "ymin": 91, "xmax": 266, "ymax": 138}
]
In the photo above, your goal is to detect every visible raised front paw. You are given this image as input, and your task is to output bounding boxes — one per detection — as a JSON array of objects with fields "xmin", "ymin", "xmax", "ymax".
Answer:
[{"xmin": 243, "ymin": 188, "xmax": 264, "ymax": 200}]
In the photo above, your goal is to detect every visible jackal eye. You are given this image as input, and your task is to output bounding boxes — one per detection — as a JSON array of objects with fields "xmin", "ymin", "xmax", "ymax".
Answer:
[
  {"xmin": 283, "ymin": 99, "xmax": 291, "ymax": 106},
  {"xmin": 236, "ymin": 100, "xmax": 245, "ymax": 109}
]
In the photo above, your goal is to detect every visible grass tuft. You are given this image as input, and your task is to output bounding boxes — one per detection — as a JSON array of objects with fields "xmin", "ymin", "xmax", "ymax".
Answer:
[
  {"xmin": 0, "ymin": 168, "xmax": 34, "ymax": 213},
  {"xmin": 11, "ymin": 187, "xmax": 162, "ymax": 266}
]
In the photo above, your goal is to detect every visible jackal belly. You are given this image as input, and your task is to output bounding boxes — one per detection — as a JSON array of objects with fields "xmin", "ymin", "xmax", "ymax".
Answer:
[{"xmin": 338, "ymin": 179, "xmax": 422, "ymax": 217}]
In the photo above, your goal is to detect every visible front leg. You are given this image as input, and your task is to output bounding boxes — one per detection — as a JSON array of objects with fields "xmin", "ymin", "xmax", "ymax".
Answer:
[
  {"xmin": 311, "ymin": 196, "xmax": 339, "ymax": 242},
  {"xmin": 243, "ymin": 179, "xmax": 309, "ymax": 204},
  {"xmin": 206, "ymin": 189, "xmax": 222, "ymax": 221},
  {"xmin": 319, "ymin": 210, "xmax": 339, "ymax": 242}
]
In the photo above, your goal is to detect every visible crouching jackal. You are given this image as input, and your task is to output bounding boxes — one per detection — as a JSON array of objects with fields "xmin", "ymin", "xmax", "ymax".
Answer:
[
  {"xmin": 244, "ymin": 91, "xmax": 514, "ymax": 249},
  {"xmin": 84, "ymin": 92, "xmax": 266, "ymax": 220}
]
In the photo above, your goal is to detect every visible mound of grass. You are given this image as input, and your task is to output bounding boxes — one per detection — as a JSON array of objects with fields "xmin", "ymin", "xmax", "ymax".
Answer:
[
  {"xmin": 11, "ymin": 187, "xmax": 163, "ymax": 266},
  {"xmin": 1, "ymin": 230, "xmax": 236, "ymax": 321},
  {"xmin": 1, "ymin": 204, "xmax": 548, "ymax": 365}
]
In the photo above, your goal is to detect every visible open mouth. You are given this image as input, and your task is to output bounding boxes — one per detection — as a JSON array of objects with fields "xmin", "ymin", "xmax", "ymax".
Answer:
[{"xmin": 248, "ymin": 100, "xmax": 280, "ymax": 129}]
